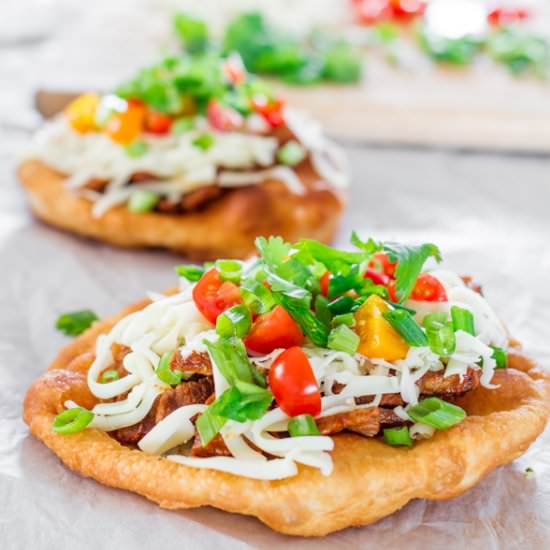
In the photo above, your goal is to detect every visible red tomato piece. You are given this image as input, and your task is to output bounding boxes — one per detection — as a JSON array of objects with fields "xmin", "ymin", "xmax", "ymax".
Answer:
[
  {"xmin": 352, "ymin": 0, "xmax": 425, "ymax": 24},
  {"xmin": 244, "ymin": 305, "xmax": 304, "ymax": 355},
  {"xmin": 488, "ymin": 7, "xmax": 529, "ymax": 26},
  {"xmin": 223, "ymin": 56, "xmax": 246, "ymax": 84},
  {"xmin": 319, "ymin": 272, "xmax": 331, "ymax": 297},
  {"xmin": 192, "ymin": 268, "xmax": 242, "ymax": 324},
  {"xmin": 364, "ymin": 267, "xmax": 390, "ymax": 286},
  {"xmin": 368, "ymin": 252, "xmax": 397, "ymax": 278},
  {"xmin": 387, "ymin": 272, "xmax": 447, "ymax": 302},
  {"xmin": 145, "ymin": 110, "xmax": 173, "ymax": 134},
  {"xmin": 390, "ymin": 0, "xmax": 426, "ymax": 18},
  {"xmin": 251, "ymin": 96, "xmax": 285, "ymax": 128},
  {"xmin": 269, "ymin": 347, "xmax": 321, "ymax": 417},
  {"xmin": 207, "ymin": 100, "xmax": 243, "ymax": 131},
  {"xmin": 106, "ymin": 100, "xmax": 145, "ymax": 145}
]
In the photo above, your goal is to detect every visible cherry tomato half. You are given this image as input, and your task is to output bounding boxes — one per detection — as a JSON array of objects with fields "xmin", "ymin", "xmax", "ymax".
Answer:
[
  {"xmin": 207, "ymin": 100, "xmax": 243, "ymax": 131},
  {"xmin": 388, "ymin": 272, "xmax": 447, "ymax": 302},
  {"xmin": 145, "ymin": 110, "xmax": 173, "ymax": 134},
  {"xmin": 364, "ymin": 267, "xmax": 390, "ymax": 286},
  {"xmin": 368, "ymin": 252, "xmax": 397, "ymax": 278},
  {"xmin": 192, "ymin": 268, "xmax": 242, "ymax": 324},
  {"xmin": 269, "ymin": 347, "xmax": 321, "ymax": 417},
  {"xmin": 352, "ymin": 0, "xmax": 425, "ymax": 25},
  {"xmin": 251, "ymin": 96, "xmax": 285, "ymax": 128},
  {"xmin": 488, "ymin": 7, "xmax": 529, "ymax": 27},
  {"xmin": 244, "ymin": 305, "xmax": 304, "ymax": 354},
  {"xmin": 106, "ymin": 100, "xmax": 145, "ymax": 145},
  {"xmin": 320, "ymin": 272, "xmax": 331, "ymax": 297}
]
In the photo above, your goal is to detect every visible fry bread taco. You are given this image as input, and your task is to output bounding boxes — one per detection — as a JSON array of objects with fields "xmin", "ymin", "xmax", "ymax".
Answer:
[
  {"xmin": 23, "ymin": 233, "xmax": 550, "ymax": 536},
  {"xmin": 18, "ymin": 54, "xmax": 345, "ymax": 260}
]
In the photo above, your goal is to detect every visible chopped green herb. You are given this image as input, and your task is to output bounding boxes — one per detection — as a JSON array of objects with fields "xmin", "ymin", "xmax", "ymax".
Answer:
[
  {"xmin": 192, "ymin": 133, "xmax": 215, "ymax": 151},
  {"xmin": 100, "ymin": 369, "xmax": 120, "ymax": 383},
  {"xmin": 451, "ymin": 306, "xmax": 476, "ymax": 336},
  {"xmin": 175, "ymin": 264, "xmax": 205, "ymax": 282},
  {"xmin": 52, "ymin": 407, "xmax": 94, "ymax": 435},
  {"xmin": 383, "ymin": 426, "xmax": 412, "ymax": 447},
  {"xmin": 331, "ymin": 312, "xmax": 355, "ymax": 328},
  {"xmin": 327, "ymin": 324, "xmax": 360, "ymax": 355},
  {"xmin": 240, "ymin": 278, "xmax": 275, "ymax": 315},
  {"xmin": 173, "ymin": 13, "xmax": 209, "ymax": 55},
  {"xmin": 172, "ymin": 116, "xmax": 195, "ymax": 134},
  {"xmin": 216, "ymin": 305, "xmax": 252, "ymax": 338},
  {"xmin": 407, "ymin": 397, "xmax": 466, "ymax": 430},
  {"xmin": 492, "ymin": 346, "xmax": 508, "ymax": 369},
  {"xmin": 156, "ymin": 351, "xmax": 183, "ymax": 385},
  {"xmin": 288, "ymin": 414, "xmax": 320, "ymax": 437},
  {"xmin": 276, "ymin": 140, "xmax": 306, "ymax": 166},
  {"xmin": 125, "ymin": 140, "xmax": 149, "ymax": 158},
  {"xmin": 55, "ymin": 309, "xmax": 98, "ymax": 336},
  {"xmin": 128, "ymin": 190, "xmax": 159, "ymax": 213},
  {"xmin": 383, "ymin": 308, "xmax": 427, "ymax": 347},
  {"xmin": 215, "ymin": 259, "xmax": 242, "ymax": 283},
  {"xmin": 423, "ymin": 312, "xmax": 456, "ymax": 356}
]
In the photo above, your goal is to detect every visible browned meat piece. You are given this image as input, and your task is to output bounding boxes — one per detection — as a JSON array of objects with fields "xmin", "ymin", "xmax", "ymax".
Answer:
[
  {"xmin": 181, "ymin": 185, "xmax": 222, "ymax": 211},
  {"xmin": 419, "ymin": 368, "xmax": 480, "ymax": 398},
  {"xmin": 114, "ymin": 377, "xmax": 214, "ymax": 445},
  {"xmin": 129, "ymin": 172, "xmax": 155, "ymax": 183},
  {"xmin": 355, "ymin": 393, "xmax": 405, "ymax": 407},
  {"xmin": 191, "ymin": 432, "xmax": 232, "ymax": 458},
  {"xmin": 156, "ymin": 199, "xmax": 180, "ymax": 214},
  {"xmin": 84, "ymin": 178, "xmax": 108, "ymax": 192},
  {"xmin": 461, "ymin": 275, "xmax": 483, "ymax": 295},
  {"xmin": 317, "ymin": 408, "xmax": 380, "ymax": 437},
  {"xmin": 171, "ymin": 351, "xmax": 212, "ymax": 377},
  {"xmin": 155, "ymin": 378, "xmax": 214, "ymax": 421}
]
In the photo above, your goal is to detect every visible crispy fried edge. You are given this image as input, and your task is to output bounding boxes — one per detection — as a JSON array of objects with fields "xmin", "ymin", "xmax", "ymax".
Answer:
[
  {"xmin": 23, "ymin": 297, "xmax": 550, "ymax": 537},
  {"xmin": 17, "ymin": 160, "xmax": 344, "ymax": 261}
]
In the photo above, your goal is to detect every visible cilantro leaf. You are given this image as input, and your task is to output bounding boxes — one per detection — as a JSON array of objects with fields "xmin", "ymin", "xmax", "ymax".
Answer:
[
  {"xmin": 255, "ymin": 236, "xmax": 291, "ymax": 272},
  {"xmin": 350, "ymin": 231, "xmax": 382, "ymax": 256},
  {"xmin": 383, "ymin": 242, "xmax": 442, "ymax": 302},
  {"xmin": 294, "ymin": 240, "xmax": 365, "ymax": 275},
  {"xmin": 173, "ymin": 13, "xmax": 209, "ymax": 55}
]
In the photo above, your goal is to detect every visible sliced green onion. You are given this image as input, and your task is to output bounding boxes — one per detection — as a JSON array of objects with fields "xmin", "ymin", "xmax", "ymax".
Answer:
[
  {"xmin": 240, "ymin": 278, "xmax": 275, "ymax": 315},
  {"xmin": 327, "ymin": 295, "xmax": 356, "ymax": 315},
  {"xmin": 327, "ymin": 324, "xmax": 360, "ymax": 355},
  {"xmin": 383, "ymin": 309, "xmax": 428, "ymax": 347},
  {"xmin": 276, "ymin": 140, "xmax": 306, "ymax": 166},
  {"xmin": 196, "ymin": 408, "xmax": 227, "ymax": 446},
  {"xmin": 215, "ymin": 259, "xmax": 242, "ymax": 283},
  {"xmin": 172, "ymin": 116, "xmax": 195, "ymax": 134},
  {"xmin": 288, "ymin": 414, "xmax": 320, "ymax": 437},
  {"xmin": 383, "ymin": 426, "xmax": 412, "ymax": 447},
  {"xmin": 451, "ymin": 305, "xmax": 475, "ymax": 336},
  {"xmin": 332, "ymin": 312, "xmax": 355, "ymax": 328},
  {"xmin": 52, "ymin": 407, "xmax": 94, "ymax": 435},
  {"xmin": 125, "ymin": 140, "xmax": 149, "ymax": 158},
  {"xmin": 128, "ymin": 190, "xmax": 159, "ymax": 213},
  {"xmin": 55, "ymin": 309, "xmax": 98, "ymax": 336},
  {"xmin": 175, "ymin": 264, "xmax": 205, "ymax": 282},
  {"xmin": 216, "ymin": 305, "xmax": 252, "ymax": 338},
  {"xmin": 213, "ymin": 382, "xmax": 273, "ymax": 422},
  {"xmin": 314, "ymin": 294, "xmax": 332, "ymax": 327},
  {"xmin": 156, "ymin": 351, "xmax": 182, "ymax": 385},
  {"xmin": 407, "ymin": 397, "xmax": 466, "ymax": 430},
  {"xmin": 100, "ymin": 369, "xmax": 120, "ymax": 383},
  {"xmin": 327, "ymin": 267, "xmax": 361, "ymax": 299},
  {"xmin": 423, "ymin": 312, "xmax": 456, "ymax": 357},
  {"xmin": 192, "ymin": 133, "xmax": 215, "ymax": 151},
  {"xmin": 492, "ymin": 346, "xmax": 508, "ymax": 369}
]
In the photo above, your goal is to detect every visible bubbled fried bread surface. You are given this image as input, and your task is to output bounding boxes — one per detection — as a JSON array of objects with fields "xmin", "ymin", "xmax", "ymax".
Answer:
[
  {"xmin": 17, "ymin": 160, "xmax": 344, "ymax": 261},
  {"xmin": 23, "ymin": 297, "xmax": 550, "ymax": 536}
]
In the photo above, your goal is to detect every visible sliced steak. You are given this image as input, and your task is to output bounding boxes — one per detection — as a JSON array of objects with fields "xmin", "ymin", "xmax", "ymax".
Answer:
[
  {"xmin": 181, "ymin": 185, "xmax": 222, "ymax": 211},
  {"xmin": 317, "ymin": 408, "xmax": 380, "ymax": 437},
  {"xmin": 114, "ymin": 377, "xmax": 214, "ymax": 445},
  {"xmin": 171, "ymin": 350, "xmax": 212, "ymax": 378}
]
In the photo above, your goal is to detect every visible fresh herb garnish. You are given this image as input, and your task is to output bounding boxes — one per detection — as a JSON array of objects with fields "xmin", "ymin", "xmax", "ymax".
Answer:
[{"xmin": 55, "ymin": 309, "xmax": 99, "ymax": 336}]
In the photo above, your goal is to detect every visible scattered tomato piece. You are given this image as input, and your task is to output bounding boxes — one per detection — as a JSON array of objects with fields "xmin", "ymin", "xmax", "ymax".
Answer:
[
  {"xmin": 145, "ymin": 110, "xmax": 173, "ymax": 134},
  {"xmin": 368, "ymin": 252, "xmax": 397, "ymax": 278},
  {"xmin": 207, "ymin": 100, "xmax": 243, "ymax": 131},
  {"xmin": 245, "ymin": 305, "xmax": 304, "ymax": 354},
  {"xmin": 251, "ymin": 96, "xmax": 285, "ymax": 128},
  {"xmin": 387, "ymin": 272, "xmax": 447, "ymax": 303},
  {"xmin": 364, "ymin": 267, "xmax": 390, "ymax": 286},
  {"xmin": 488, "ymin": 7, "xmax": 529, "ymax": 27},
  {"xmin": 192, "ymin": 268, "xmax": 242, "ymax": 324},
  {"xmin": 269, "ymin": 347, "xmax": 321, "ymax": 417},
  {"xmin": 319, "ymin": 272, "xmax": 331, "ymax": 297}
]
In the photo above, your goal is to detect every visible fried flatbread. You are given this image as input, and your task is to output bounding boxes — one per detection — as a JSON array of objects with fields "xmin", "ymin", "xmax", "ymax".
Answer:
[
  {"xmin": 17, "ymin": 160, "xmax": 344, "ymax": 261},
  {"xmin": 22, "ymin": 296, "xmax": 550, "ymax": 536}
]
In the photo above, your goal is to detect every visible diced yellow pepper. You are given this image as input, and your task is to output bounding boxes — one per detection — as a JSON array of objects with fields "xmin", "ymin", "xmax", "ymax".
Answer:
[
  {"xmin": 64, "ymin": 93, "xmax": 100, "ymax": 133},
  {"xmin": 354, "ymin": 295, "xmax": 409, "ymax": 361}
]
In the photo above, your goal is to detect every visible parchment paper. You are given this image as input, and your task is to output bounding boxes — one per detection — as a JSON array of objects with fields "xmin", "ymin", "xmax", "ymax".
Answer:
[{"xmin": 2, "ymin": 1, "xmax": 550, "ymax": 548}]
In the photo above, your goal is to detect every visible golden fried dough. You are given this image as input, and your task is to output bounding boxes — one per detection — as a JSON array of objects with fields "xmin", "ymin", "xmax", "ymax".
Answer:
[
  {"xmin": 17, "ymin": 160, "xmax": 344, "ymax": 261},
  {"xmin": 23, "ymin": 298, "xmax": 550, "ymax": 537}
]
